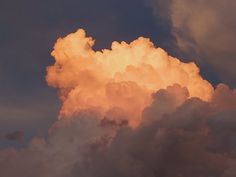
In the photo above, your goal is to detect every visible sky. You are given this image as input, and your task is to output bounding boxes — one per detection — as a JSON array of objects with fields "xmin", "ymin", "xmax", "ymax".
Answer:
[{"xmin": 1, "ymin": 0, "xmax": 236, "ymax": 177}]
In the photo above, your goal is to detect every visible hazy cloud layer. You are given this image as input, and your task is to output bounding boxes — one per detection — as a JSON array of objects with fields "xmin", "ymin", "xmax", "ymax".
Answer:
[{"xmin": 148, "ymin": 0, "xmax": 236, "ymax": 86}]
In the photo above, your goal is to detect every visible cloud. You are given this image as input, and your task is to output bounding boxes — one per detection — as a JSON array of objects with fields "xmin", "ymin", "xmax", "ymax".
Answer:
[
  {"xmin": 4, "ymin": 131, "xmax": 24, "ymax": 141},
  {"xmin": 148, "ymin": 0, "xmax": 236, "ymax": 86},
  {"xmin": 1, "ymin": 29, "xmax": 236, "ymax": 177},
  {"xmin": 46, "ymin": 29, "xmax": 213, "ymax": 126},
  {"xmin": 1, "ymin": 84, "xmax": 236, "ymax": 177},
  {"xmin": 70, "ymin": 84, "xmax": 236, "ymax": 177}
]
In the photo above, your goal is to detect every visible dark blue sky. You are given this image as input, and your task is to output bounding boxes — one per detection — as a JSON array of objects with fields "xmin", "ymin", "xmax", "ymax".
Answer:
[{"xmin": 0, "ymin": 0, "xmax": 220, "ymax": 147}]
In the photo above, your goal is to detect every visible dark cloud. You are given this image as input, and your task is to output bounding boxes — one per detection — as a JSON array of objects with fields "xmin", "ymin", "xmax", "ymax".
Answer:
[
  {"xmin": 0, "ymin": 84, "xmax": 236, "ymax": 177},
  {"xmin": 70, "ymin": 84, "xmax": 236, "ymax": 177},
  {"xmin": 5, "ymin": 131, "xmax": 24, "ymax": 141},
  {"xmin": 142, "ymin": 84, "xmax": 189, "ymax": 123}
]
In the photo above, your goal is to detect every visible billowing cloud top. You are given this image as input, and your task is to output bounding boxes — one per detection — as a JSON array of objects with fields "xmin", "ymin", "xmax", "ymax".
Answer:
[{"xmin": 46, "ymin": 29, "xmax": 213, "ymax": 126}]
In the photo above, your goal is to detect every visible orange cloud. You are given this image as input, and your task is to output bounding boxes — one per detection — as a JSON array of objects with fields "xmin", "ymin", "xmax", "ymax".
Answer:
[{"xmin": 46, "ymin": 29, "xmax": 213, "ymax": 126}]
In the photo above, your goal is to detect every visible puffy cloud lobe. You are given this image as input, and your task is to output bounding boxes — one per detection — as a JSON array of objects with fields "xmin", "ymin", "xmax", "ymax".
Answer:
[
  {"xmin": 46, "ymin": 29, "xmax": 213, "ymax": 126},
  {"xmin": 142, "ymin": 84, "xmax": 189, "ymax": 123}
]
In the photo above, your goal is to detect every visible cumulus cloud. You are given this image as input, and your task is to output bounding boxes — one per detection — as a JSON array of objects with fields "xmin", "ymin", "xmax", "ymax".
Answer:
[
  {"xmin": 147, "ymin": 0, "xmax": 236, "ymax": 86},
  {"xmin": 46, "ymin": 29, "xmax": 213, "ymax": 126},
  {"xmin": 1, "ymin": 29, "xmax": 236, "ymax": 177}
]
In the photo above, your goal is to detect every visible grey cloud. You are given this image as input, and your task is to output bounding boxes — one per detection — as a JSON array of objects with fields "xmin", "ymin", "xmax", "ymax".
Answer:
[
  {"xmin": 4, "ymin": 131, "xmax": 24, "ymax": 141},
  {"xmin": 148, "ymin": 0, "xmax": 236, "ymax": 86},
  {"xmin": 1, "ymin": 84, "xmax": 236, "ymax": 177},
  {"xmin": 70, "ymin": 84, "xmax": 236, "ymax": 177}
]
